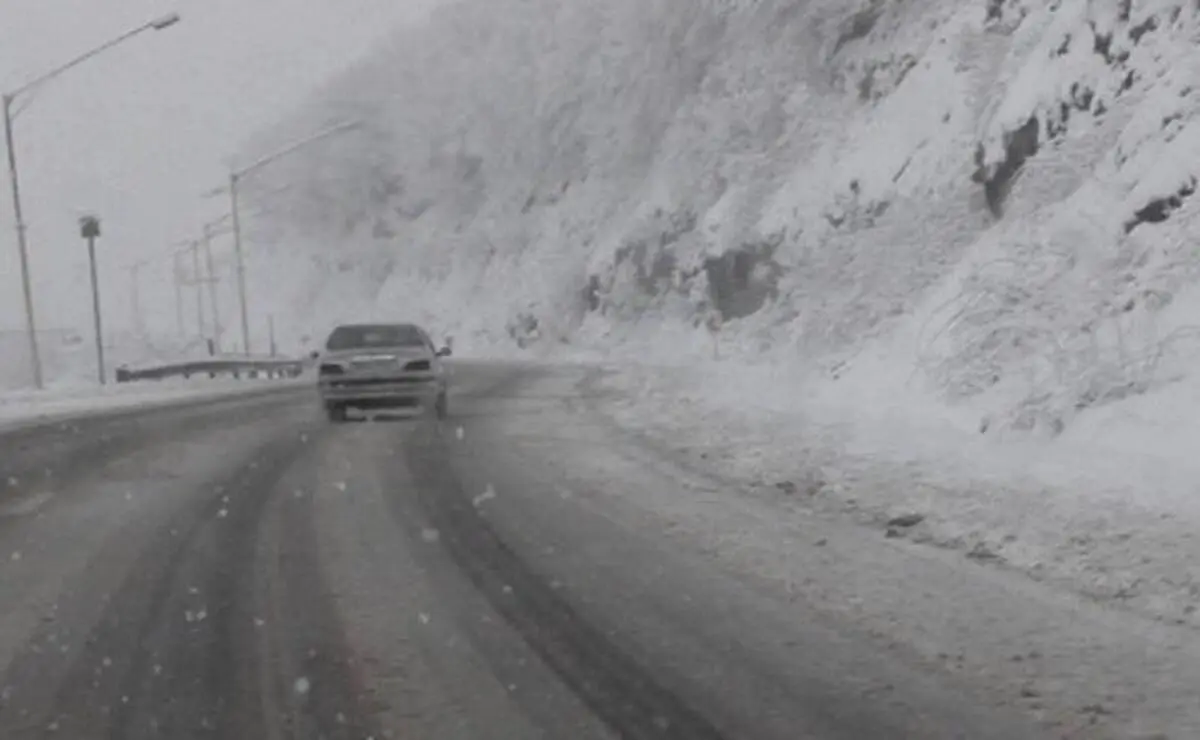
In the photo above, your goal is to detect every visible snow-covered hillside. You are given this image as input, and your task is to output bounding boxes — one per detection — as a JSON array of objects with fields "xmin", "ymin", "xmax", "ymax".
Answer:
[{"xmin": 245, "ymin": 0, "xmax": 1200, "ymax": 439}]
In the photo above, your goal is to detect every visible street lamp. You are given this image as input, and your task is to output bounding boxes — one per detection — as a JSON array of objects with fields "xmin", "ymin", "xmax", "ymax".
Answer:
[
  {"xmin": 172, "ymin": 251, "xmax": 185, "ymax": 335},
  {"xmin": 150, "ymin": 14, "xmax": 182, "ymax": 31},
  {"xmin": 200, "ymin": 216, "xmax": 232, "ymax": 353},
  {"xmin": 171, "ymin": 238, "xmax": 206, "ymax": 342},
  {"xmin": 215, "ymin": 119, "xmax": 361, "ymax": 355},
  {"xmin": 2, "ymin": 12, "xmax": 182, "ymax": 388},
  {"xmin": 193, "ymin": 203, "xmax": 281, "ymax": 354}
]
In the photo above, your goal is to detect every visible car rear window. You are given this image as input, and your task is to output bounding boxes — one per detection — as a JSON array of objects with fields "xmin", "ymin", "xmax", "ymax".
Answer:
[{"xmin": 326, "ymin": 324, "xmax": 426, "ymax": 350}]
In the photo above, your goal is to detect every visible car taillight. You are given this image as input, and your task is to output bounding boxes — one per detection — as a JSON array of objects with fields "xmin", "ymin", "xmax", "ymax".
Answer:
[
  {"xmin": 404, "ymin": 359, "xmax": 431, "ymax": 372},
  {"xmin": 319, "ymin": 363, "xmax": 345, "ymax": 375}
]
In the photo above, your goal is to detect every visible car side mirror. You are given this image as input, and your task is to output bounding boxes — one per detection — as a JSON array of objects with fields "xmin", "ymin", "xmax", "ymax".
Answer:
[
  {"xmin": 309, "ymin": 350, "xmax": 320, "ymax": 360},
  {"xmin": 436, "ymin": 346, "xmax": 452, "ymax": 357}
]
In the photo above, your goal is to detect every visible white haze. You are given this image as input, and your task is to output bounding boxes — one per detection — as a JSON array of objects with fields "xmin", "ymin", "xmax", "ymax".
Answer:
[{"xmin": 0, "ymin": 0, "xmax": 438, "ymax": 354}]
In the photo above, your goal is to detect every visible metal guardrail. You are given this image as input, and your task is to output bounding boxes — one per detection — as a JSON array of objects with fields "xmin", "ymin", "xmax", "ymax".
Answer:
[{"xmin": 114, "ymin": 357, "xmax": 306, "ymax": 383}]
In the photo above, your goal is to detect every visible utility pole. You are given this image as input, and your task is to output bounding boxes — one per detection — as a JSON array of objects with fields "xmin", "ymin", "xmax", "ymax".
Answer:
[
  {"xmin": 172, "ymin": 251, "xmax": 184, "ymax": 336},
  {"xmin": 229, "ymin": 172, "xmax": 250, "ymax": 356},
  {"xmin": 268, "ymin": 314, "xmax": 276, "ymax": 357},
  {"xmin": 189, "ymin": 240, "xmax": 205, "ymax": 341},
  {"xmin": 81, "ymin": 215, "xmax": 105, "ymax": 385},
  {"xmin": 4, "ymin": 94, "xmax": 42, "ymax": 389},
  {"xmin": 202, "ymin": 223, "xmax": 222, "ymax": 353}
]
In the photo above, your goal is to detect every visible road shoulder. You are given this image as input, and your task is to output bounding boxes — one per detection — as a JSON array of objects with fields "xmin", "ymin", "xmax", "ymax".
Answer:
[{"xmin": 551, "ymin": 361, "xmax": 1200, "ymax": 738}]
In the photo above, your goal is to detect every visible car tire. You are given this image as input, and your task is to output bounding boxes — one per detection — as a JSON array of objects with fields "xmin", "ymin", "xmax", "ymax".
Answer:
[
  {"xmin": 435, "ymin": 391, "xmax": 448, "ymax": 420},
  {"xmin": 325, "ymin": 402, "xmax": 347, "ymax": 423}
]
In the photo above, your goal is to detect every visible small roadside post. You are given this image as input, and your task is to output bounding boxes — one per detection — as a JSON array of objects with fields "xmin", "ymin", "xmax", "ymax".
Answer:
[{"xmin": 80, "ymin": 214, "xmax": 105, "ymax": 384}]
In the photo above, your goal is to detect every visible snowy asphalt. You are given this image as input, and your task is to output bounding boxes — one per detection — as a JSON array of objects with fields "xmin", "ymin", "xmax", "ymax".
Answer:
[{"xmin": 0, "ymin": 361, "xmax": 1162, "ymax": 739}]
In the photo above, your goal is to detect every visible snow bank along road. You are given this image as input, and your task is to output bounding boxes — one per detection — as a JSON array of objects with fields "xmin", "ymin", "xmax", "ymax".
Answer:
[{"xmin": 0, "ymin": 362, "xmax": 1193, "ymax": 739}]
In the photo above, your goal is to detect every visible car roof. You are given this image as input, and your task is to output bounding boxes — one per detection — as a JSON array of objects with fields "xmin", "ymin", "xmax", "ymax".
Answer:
[
  {"xmin": 330, "ymin": 322, "xmax": 425, "ymax": 332},
  {"xmin": 324, "ymin": 323, "xmax": 432, "ymax": 350}
]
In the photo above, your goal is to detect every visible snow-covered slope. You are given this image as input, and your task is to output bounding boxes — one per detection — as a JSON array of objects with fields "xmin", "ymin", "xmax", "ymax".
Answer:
[{"xmin": 244, "ymin": 0, "xmax": 1200, "ymax": 439}]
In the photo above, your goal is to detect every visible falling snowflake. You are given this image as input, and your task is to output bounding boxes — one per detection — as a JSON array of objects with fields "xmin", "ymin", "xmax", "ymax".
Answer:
[
  {"xmin": 418, "ymin": 613, "xmax": 430, "ymax": 625},
  {"xmin": 455, "ymin": 426, "xmax": 465, "ymax": 441},
  {"xmin": 9, "ymin": 551, "xmax": 20, "ymax": 562},
  {"xmin": 6, "ymin": 477, "xmax": 17, "ymax": 488},
  {"xmin": 333, "ymin": 482, "xmax": 347, "ymax": 492},
  {"xmin": 217, "ymin": 509, "xmax": 228, "ymax": 519},
  {"xmin": 420, "ymin": 528, "xmax": 440, "ymax": 543},
  {"xmin": 472, "ymin": 484, "xmax": 497, "ymax": 507},
  {"xmin": 294, "ymin": 677, "xmax": 311, "ymax": 695}
]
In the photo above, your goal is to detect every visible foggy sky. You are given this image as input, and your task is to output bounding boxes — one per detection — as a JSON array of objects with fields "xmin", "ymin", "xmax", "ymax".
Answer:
[{"xmin": 0, "ymin": 0, "xmax": 437, "ymax": 342}]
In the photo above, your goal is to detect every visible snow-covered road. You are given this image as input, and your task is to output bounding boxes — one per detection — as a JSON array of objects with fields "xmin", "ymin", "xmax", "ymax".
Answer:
[{"xmin": 8, "ymin": 360, "xmax": 1198, "ymax": 736}]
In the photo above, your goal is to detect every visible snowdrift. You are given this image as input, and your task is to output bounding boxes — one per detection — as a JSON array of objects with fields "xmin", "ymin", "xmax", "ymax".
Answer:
[{"xmin": 243, "ymin": 0, "xmax": 1200, "ymax": 439}]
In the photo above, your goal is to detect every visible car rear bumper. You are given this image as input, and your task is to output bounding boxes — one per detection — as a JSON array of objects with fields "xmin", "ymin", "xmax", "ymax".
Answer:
[{"xmin": 318, "ymin": 376, "xmax": 442, "ymax": 404}]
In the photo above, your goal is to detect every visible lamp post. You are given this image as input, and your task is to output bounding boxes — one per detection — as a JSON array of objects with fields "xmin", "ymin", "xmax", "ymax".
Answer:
[
  {"xmin": 202, "ymin": 224, "xmax": 221, "ymax": 353},
  {"xmin": 214, "ymin": 120, "xmax": 361, "ymax": 356},
  {"xmin": 172, "ymin": 250, "xmax": 187, "ymax": 337},
  {"xmin": 189, "ymin": 240, "xmax": 205, "ymax": 341},
  {"xmin": 171, "ymin": 237, "xmax": 206, "ymax": 342},
  {"xmin": 3, "ymin": 13, "xmax": 181, "ymax": 389},
  {"xmin": 80, "ymin": 215, "xmax": 105, "ymax": 385},
  {"xmin": 200, "ymin": 217, "xmax": 235, "ymax": 353}
]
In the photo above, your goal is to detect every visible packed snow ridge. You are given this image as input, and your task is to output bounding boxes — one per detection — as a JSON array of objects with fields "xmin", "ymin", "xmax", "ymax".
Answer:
[{"xmin": 246, "ymin": 0, "xmax": 1200, "ymax": 439}]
